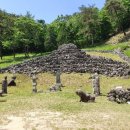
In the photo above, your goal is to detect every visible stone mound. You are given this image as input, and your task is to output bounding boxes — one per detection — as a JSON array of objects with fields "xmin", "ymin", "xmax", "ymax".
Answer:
[
  {"xmin": 107, "ymin": 87, "xmax": 130, "ymax": 103},
  {"xmin": 0, "ymin": 43, "xmax": 130, "ymax": 76}
]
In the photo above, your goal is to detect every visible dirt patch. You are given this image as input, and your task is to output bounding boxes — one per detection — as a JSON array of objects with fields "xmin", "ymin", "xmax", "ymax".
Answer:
[
  {"xmin": 0, "ymin": 110, "xmax": 82, "ymax": 130},
  {"xmin": 0, "ymin": 110, "xmax": 129, "ymax": 130}
]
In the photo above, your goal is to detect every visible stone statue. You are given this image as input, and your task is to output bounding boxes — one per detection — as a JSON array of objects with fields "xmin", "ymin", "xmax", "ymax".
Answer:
[
  {"xmin": 56, "ymin": 70, "xmax": 61, "ymax": 84},
  {"xmin": 49, "ymin": 84, "xmax": 62, "ymax": 92},
  {"xmin": 0, "ymin": 90, "xmax": 2, "ymax": 96},
  {"xmin": 31, "ymin": 73, "xmax": 38, "ymax": 93},
  {"xmin": 76, "ymin": 89, "xmax": 95, "ymax": 102},
  {"xmin": 2, "ymin": 76, "xmax": 8, "ymax": 94},
  {"xmin": 49, "ymin": 70, "xmax": 62, "ymax": 92},
  {"xmin": 92, "ymin": 73, "xmax": 100, "ymax": 96},
  {"xmin": 8, "ymin": 76, "xmax": 16, "ymax": 86}
]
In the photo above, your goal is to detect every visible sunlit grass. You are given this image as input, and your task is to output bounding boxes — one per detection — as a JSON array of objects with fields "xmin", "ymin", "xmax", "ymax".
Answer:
[
  {"xmin": 0, "ymin": 73, "xmax": 130, "ymax": 129},
  {"xmin": 86, "ymin": 52, "xmax": 125, "ymax": 62},
  {"xmin": 0, "ymin": 52, "xmax": 49, "ymax": 68},
  {"xmin": 124, "ymin": 48, "xmax": 130, "ymax": 57},
  {"xmin": 83, "ymin": 42, "xmax": 130, "ymax": 51}
]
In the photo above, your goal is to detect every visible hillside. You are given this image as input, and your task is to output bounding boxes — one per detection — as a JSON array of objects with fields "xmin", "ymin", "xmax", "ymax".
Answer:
[{"xmin": 106, "ymin": 29, "xmax": 130, "ymax": 44}]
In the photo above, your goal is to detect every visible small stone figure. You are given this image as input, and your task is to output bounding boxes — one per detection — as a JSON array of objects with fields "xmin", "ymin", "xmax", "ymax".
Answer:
[
  {"xmin": 0, "ymin": 90, "xmax": 2, "ymax": 96},
  {"xmin": 49, "ymin": 70, "xmax": 62, "ymax": 92},
  {"xmin": 8, "ymin": 76, "xmax": 16, "ymax": 86},
  {"xmin": 76, "ymin": 89, "xmax": 95, "ymax": 102},
  {"xmin": 49, "ymin": 84, "xmax": 62, "ymax": 92},
  {"xmin": 56, "ymin": 70, "xmax": 61, "ymax": 84},
  {"xmin": 2, "ymin": 76, "xmax": 8, "ymax": 94},
  {"xmin": 31, "ymin": 73, "xmax": 38, "ymax": 93},
  {"xmin": 92, "ymin": 73, "xmax": 100, "ymax": 96}
]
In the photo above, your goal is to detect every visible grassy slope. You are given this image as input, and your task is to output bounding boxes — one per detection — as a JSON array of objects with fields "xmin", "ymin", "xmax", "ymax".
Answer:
[
  {"xmin": 86, "ymin": 52, "xmax": 125, "ymax": 62},
  {"xmin": 83, "ymin": 42, "xmax": 130, "ymax": 51},
  {"xmin": 0, "ymin": 42, "xmax": 129, "ymax": 69},
  {"xmin": 0, "ymin": 52, "xmax": 49, "ymax": 68},
  {"xmin": 0, "ymin": 73, "xmax": 130, "ymax": 130},
  {"xmin": 0, "ymin": 51, "xmax": 130, "ymax": 129}
]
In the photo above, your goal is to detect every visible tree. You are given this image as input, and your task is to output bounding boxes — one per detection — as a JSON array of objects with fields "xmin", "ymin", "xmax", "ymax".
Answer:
[
  {"xmin": 121, "ymin": 0, "xmax": 130, "ymax": 29},
  {"xmin": 0, "ymin": 11, "xmax": 6, "ymax": 59},
  {"xmin": 13, "ymin": 16, "xmax": 45, "ymax": 57},
  {"xmin": 99, "ymin": 9, "xmax": 113, "ymax": 39},
  {"xmin": 3, "ymin": 40, "xmax": 17, "ymax": 59},
  {"xmin": 105, "ymin": 0, "xmax": 127, "ymax": 36},
  {"xmin": 79, "ymin": 5, "xmax": 100, "ymax": 46},
  {"xmin": 44, "ymin": 25, "xmax": 57, "ymax": 52},
  {"xmin": 36, "ymin": 19, "xmax": 46, "ymax": 54},
  {"xmin": 0, "ymin": 10, "xmax": 16, "ymax": 59}
]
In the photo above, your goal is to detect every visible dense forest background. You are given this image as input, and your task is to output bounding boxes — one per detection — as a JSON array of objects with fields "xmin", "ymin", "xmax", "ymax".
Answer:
[{"xmin": 0, "ymin": 0, "xmax": 130, "ymax": 59}]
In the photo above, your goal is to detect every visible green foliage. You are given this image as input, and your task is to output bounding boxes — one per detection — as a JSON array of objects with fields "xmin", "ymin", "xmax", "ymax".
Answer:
[
  {"xmin": 44, "ymin": 25, "xmax": 57, "ymax": 51},
  {"xmin": 0, "ymin": 52, "xmax": 49, "ymax": 68},
  {"xmin": 79, "ymin": 5, "xmax": 101, "ymax": 46},
  {"xmin": 124, "ymin": 48, "xmax": 130, "ymax": 57},
  {"xmin": 0, "ymin": 0, "xmax": 130, "ymax": 56}
]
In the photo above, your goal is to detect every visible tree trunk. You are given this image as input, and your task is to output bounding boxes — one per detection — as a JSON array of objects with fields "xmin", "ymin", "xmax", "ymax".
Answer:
[
  {"xmin": 121, "ymin": 26, "xmax": 126, "ymax": 36},
  {"xmin": 25, "ymin": 46, "xmax": 29, "ymax": 57},
  {"xmin": 13, "ymin": 48, "xmax": 15, "ymax": 59},
  {"xmin": 0, "ymin": 44, "xmax": 2, "ymax": 60},
  {"xmin": 91, "ymin": 35, "xmax": 94, "ymax": 46}
]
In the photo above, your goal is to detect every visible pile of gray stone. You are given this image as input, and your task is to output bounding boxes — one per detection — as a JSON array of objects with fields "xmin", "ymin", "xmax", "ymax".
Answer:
[
  {"xmin": 0, "ymin": 43, "xmax": 130, "ymax": 76},
  {"xmin": 114, "ymin": 48, "xmax": 130, "ymax": 63},
  {"xmin": 107, "ymin": 87, "xmax": 130, "ymax": 103}
]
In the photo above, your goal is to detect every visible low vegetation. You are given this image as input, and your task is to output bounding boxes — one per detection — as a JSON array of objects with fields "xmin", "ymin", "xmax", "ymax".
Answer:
[
  {"xmin": 86, "ymin": 52, "xmax": 125, "ymax": 62},
  {"xmin": 0, "ymin": 52, "xmax": 49, "ymax": 68},
  {"xmin": 0, "ymin": 73, "xmax": 130, "ymax": 129},
  {"xmin": 0, "ymin": 0, "xmax": 130, "ymax": 59},
  {"xmin": 83, "ymin": 42, "xmax": 130, "ymax": 51}
]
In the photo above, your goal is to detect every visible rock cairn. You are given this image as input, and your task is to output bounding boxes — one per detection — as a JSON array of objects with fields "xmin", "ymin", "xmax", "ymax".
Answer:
[
  {"xmin": 0, "ymin": 43, "xmax": 130, "ymax": 76},
  {"xmin": 107, "ymin": 87, "xmax": 130, "ymax": 103}
]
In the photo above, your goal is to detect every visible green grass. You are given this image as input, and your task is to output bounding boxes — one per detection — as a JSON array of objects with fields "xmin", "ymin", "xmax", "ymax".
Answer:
[
  {"xmin": 0, "ymin": 43, "xmax": 130, "ymax": 69},
  {"xmin": 0, "ymin": 52, "xmax": 49, "ymax": 68},
  {"xmin": 0, "ymin": 50, "xmax": 130, "ymax": 129},
  {"xmin": 0, "ymin": 73, "xmax": 130, "ymax": 129},
  {"xmin": 124, "ymin": 48, "xmax": 130, "ymax": 57},
  {"xmin": 86, "ymin": 52, "xmax": 125, "ymax": 62},
  {"xmin": 83, "ymin": 42, "xmax": 130, "ymax": 51}
]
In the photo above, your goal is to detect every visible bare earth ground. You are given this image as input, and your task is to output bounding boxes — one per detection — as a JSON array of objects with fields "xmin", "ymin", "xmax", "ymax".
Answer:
[
  {"xmin": 0, "ymin": 107, "xmax": 130, "ymax": 130},
  {"xmin": 0, "ymin": 109, "xmax": 130, "ymax": 130}
]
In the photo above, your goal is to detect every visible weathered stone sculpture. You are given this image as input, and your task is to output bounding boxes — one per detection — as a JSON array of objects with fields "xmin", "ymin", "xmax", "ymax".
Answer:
[
  {"xmin": 49, "ymin": 70, "xmax": 62, "ymax": 92},
  {"xmin": 8, "ymin": 76, "xmax": 16, "ymax": 86},
  {"xmin": 49, "ymin": 84, "xmax": 62, "ymax": 92},
  {"xmin": 56, "ymin": 70, "xmax": 61, "ymax": 84},
  {"xmin": 31, "ymin": 74, "xmax": 37, "ymax": 93},
  {"xmin": 0, "ymin": 90, "xmax": 2, "ymax": 96},
  {"xmin": 2, "ymin": 76, "xmax": 8, "ymax": 94},
  {"xmin": 76, "ymin": 89, "xmax": 95, "ymax": 102},
  {"xmin": 92, "ymin": 73, "xmax": 100, "ymax": 96}
]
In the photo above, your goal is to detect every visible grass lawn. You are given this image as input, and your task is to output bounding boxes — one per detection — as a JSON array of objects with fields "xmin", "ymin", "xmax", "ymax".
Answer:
[
  {"xmin": 86, "ymin": 52, "xmax": 126, "ymax": 62},
  {"xmin": 0, "ymin": 49, "xmax": 128, "ymax": 69},
  {"xmin": 0, "ymin": 52, "xmax": 49, "ymax": 68},
  {"xmin": 124, "ymin": 48, "xmax": 130, "ymax": 57},
  {"xmin": 83, "ymin": 42, "xmax": 130, "ymax": 51},
  {"xmin": 0, "ymin": 73, "xmax": 130, "ymax": 130}
]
